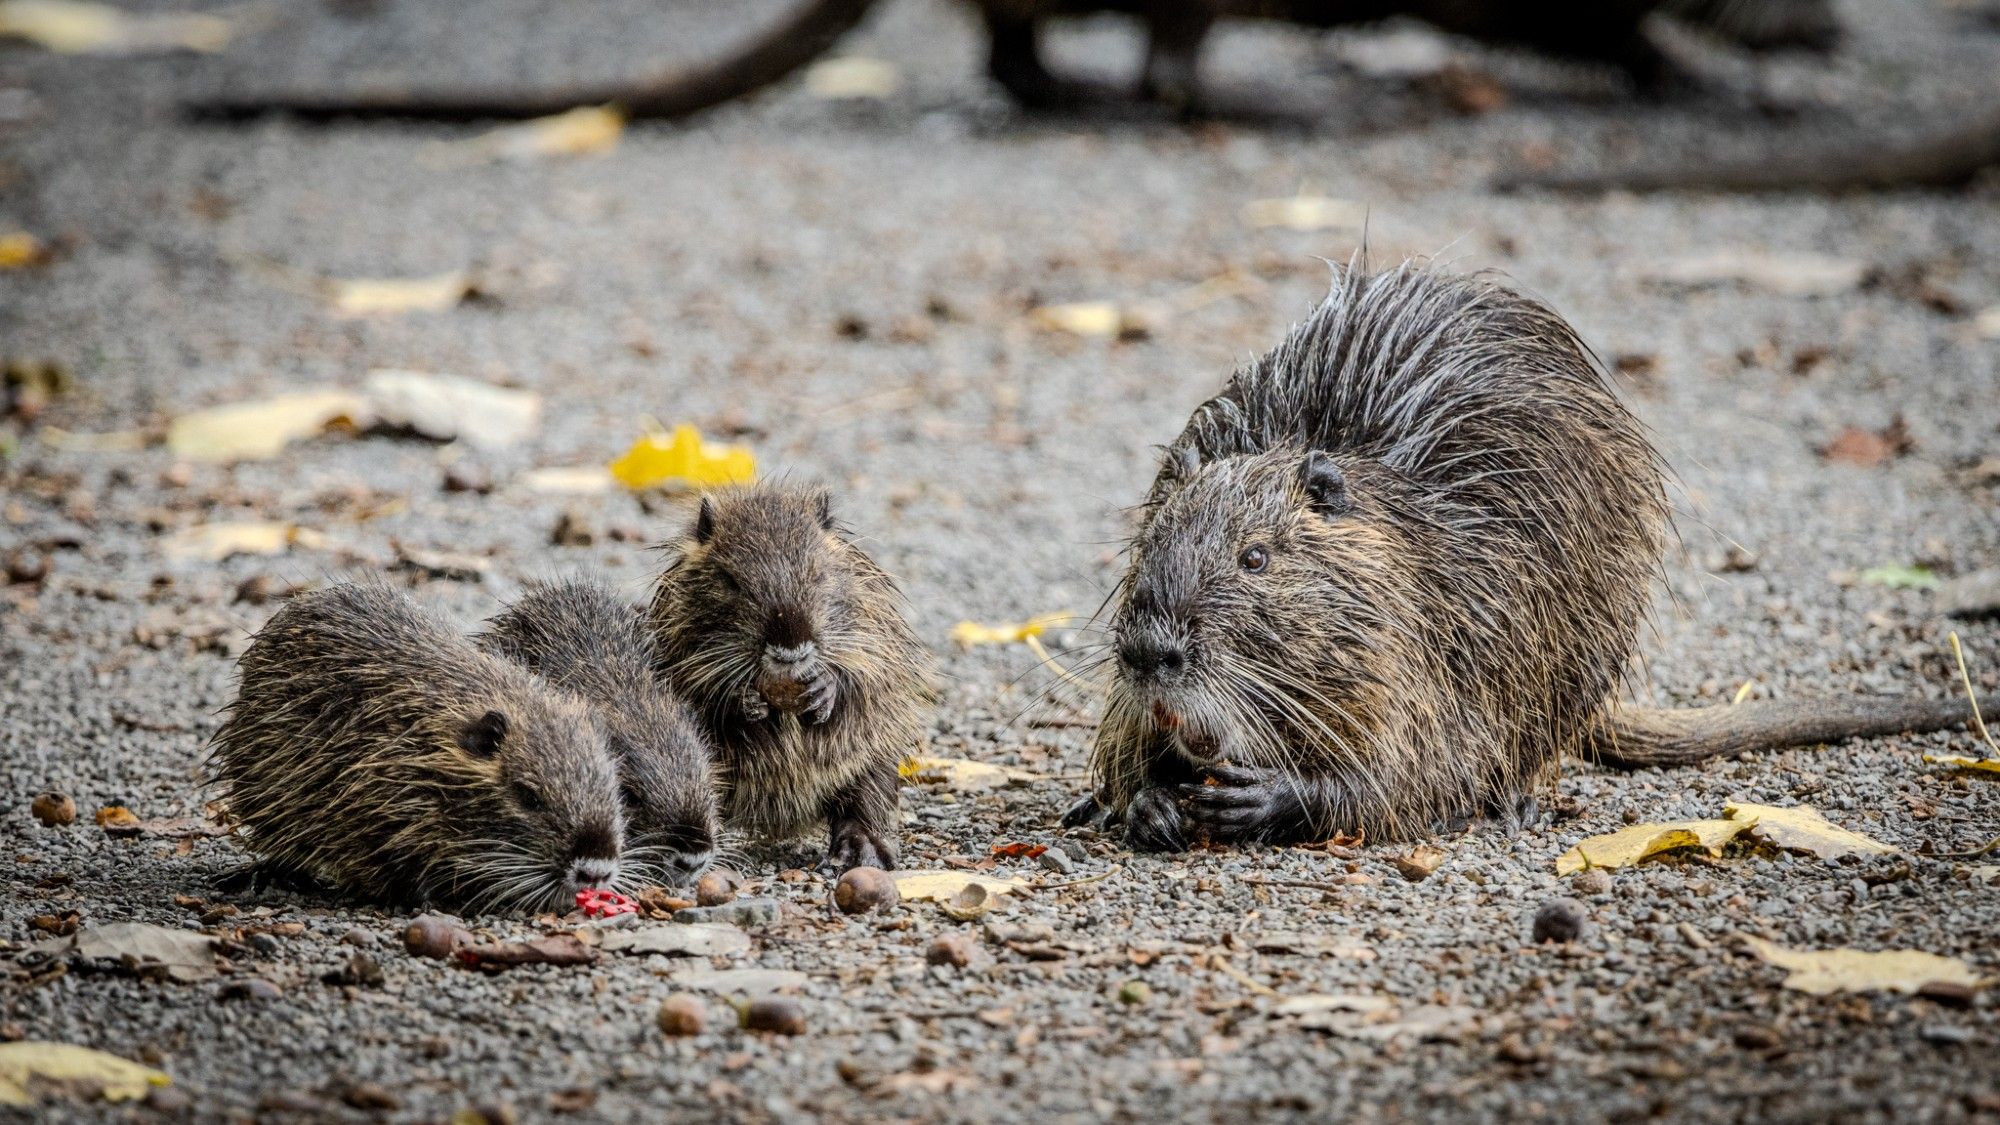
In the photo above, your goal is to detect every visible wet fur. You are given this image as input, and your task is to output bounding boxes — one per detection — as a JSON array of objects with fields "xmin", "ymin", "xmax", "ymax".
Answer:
[
  {"xmin": 209, "ymin": 582, "xmax": 626, "ymax": 912},
  {"xmin": 647, "ymin": 484, "xmax": 930, "ymax": 871},
  {"xmin": 477, "ymin": 579, "xmax": 723, "ymax": 887},
  {"xmin": 1082, "ymin": 261, "xmax": 1667, "ymax": 847}
]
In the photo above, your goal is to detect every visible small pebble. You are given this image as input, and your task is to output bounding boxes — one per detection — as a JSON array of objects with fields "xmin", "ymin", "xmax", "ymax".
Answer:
[
  {"xmin": 338, "ymin": 927, "xmax": 377, "ymax": 947},
  {"xmin": 218, "ymin": 977, "xmax": 282, "ymax": 1002},
  {"xmin": 1117, "ymin": 980, "xmax": 1152, "ymax": 1005},
  {"xmin": 404, "ymin": 915, "xmax": 467, "ymax": 959},
  {"xmin": 144, "ymin": 1086, "xmax": 192, "ymax": 1113},
  {"xmin": 1037, "ymin": 849, "xmax": 1076, "ymax": 875},
  {"xmin": 341, "ymin": 1083, "xmax": 401, "ymax": 1111},
  {"xmin": 673, "ymin": 896, "xmax": 780, "ymax": 927},
  {"xmin": 833, "ymin": 866, "xmax": 899, "ymax": 915},
  {"xmin": 1532, "ymin": 898, "xmax": 1589, "ymax": 943},
  {"xmin": 656, "ymin": 995, "xmax": 706, "ymax": 1037},
  {"xmin": 695, "ymin": 870, "xmax": 740, "ymax": 907},
  {"xmin": 926, "ymin": 932, "xmax": 975, "ymax": 968},
  {"xmin": 323, "ymin": 951, "xmax": 384, "ymax": 987},
  {"xmin": 743, "ymin": 997, "xmax": 807, "ymax": 1035},
  {"xmin": 30, "ymin": 791, "xmax": 76, "ymax": 827},
  {"xmin": 1570, "ymin": 868, "xmax": 1612, "ymax": 896},
  {"xmin": 246, "ymin": 933, "xmax": 283, "ymax": 957}
]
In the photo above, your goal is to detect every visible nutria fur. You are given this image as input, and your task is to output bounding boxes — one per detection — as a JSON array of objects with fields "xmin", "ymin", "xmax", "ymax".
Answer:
[
  {"xmin": 211, "ymin": 582, "xmax": 627, "ymax": 912},
  {"xmin": 1070, "ymin": 260, "xmax": 1989, "ymax": 850},
  {"xmin": 478, "ymin": 579, "xmax": 722, "ymax": 887},
  {"xmin": 647, "ymin": 484, "xmax": 929, "ymax": 871}
]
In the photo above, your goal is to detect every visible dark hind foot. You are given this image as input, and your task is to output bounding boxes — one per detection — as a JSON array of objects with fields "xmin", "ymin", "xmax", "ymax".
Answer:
[
  {"xmin": 1123, "ymin": 787, "xmax": 1188, "ymax": 852},
  {"xmin": 215, "ymin": 860, "xmax": 325, "ymax": 897},
  {"xmin": 1061, "ymin": 790, "xmax": 1117, "ymax": 830},
  {"xmin": 819, "ymin": 817, "xmax": 897, "ymax": 874},
  {"xmin": 986, "ymin": 11, "xmax": 1124, "ymax": 109}
]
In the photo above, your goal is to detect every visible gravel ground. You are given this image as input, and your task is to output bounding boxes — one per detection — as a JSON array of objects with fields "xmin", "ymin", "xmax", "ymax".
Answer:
[{"xmin": 3, "ymin": 1, "xmax": 1998, "ymax": 1121}]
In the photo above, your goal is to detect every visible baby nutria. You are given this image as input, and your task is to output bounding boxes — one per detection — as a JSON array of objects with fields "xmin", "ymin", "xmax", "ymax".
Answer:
[
  {"xmin": 211, "ymin": 582, "xmax": 628, "ymax": 911},
  {"xmin": 1069, "ymin": 260, "xmax": 1989, "ymax": 850},
  {"xmin": 478, "ymin": 579, "xmax": 722, "ymax": 887},
  {"xmin": 647, "ymin": 484, "xmax": 929, "ymax": 872}
]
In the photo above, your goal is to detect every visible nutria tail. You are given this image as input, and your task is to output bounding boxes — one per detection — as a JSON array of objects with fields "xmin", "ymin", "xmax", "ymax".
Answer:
[
  {"xmin": 1591, "ymin": 694, "xmax": 1995, "ymax": 769},
  {"xmin": 185, "ymin": 0, "xmax": 879, "ymax": 122},
  {"xmin": 1496, "ymin": 106, "xmax": 2000, "ymax": 194}
]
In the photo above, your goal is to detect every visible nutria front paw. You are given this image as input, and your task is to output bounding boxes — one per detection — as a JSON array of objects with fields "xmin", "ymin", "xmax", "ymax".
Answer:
[
  {"xmin": 1179, "ymin": 766, "xmax": 1303, "ymax": 843},
  {"xmin": 1123, "ymin": 787, "xmax": 1187, "ymax": 852},
  {"xmin": 820, "ymin": 820, "xmax": 897, "ymax": 873},
  {"xmin": 800, "ymin": 665, "xmax": 839, "ymax": 725},
  {"xmin": 1060, "ymin": 791, "xmax": 1117, "ymax": 830},
  {"xmin": 738, "ymin": 683, "xmax": 770, "ymax": 722}
]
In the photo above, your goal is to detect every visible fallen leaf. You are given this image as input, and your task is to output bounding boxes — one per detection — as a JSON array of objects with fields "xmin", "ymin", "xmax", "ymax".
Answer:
[
  {"xmin": 456, "ymin": 935, "xmax": 597, "ymax": 969},
  {"xmin": 517, "ymin": 465, "xmax": 617, "ymax": 494},
  {"xmin": 454, "ymin": 105, "xmax": 625, "ymax": 164},
  {"xmin": 949, "ymin": 612, "xmax": 1074, "ymax": 647},
  {"xmin": 159, "ymin": 521, "xmax": 323, "ymax": 563},
  {"xmin": 0, "ymin": 231, "xmax": 49, "ymax": 269},
  {"xmin": 608, "ymin": 423, "xmax": 756, "ymax": 490},
  {"xmin": 1240, "ymin": 191, "xmax": 1367, "ymax": 232},
  {"xmin": 0, "ymin": 1042, "xmax": 170, "ymax": 1107},
  {"xmin": 167, "ymin": 391, "xmax": 371, "ymax": 461},
  {"xmin": 1645, "ymin": 250, "xmax": 1870, "ymax": 297},
  {"xmin": 991, "ymin": 842, "xmax": 1048, "ymax": 859},
  {"xmin": 599, "ymin": 923, "xmax": 751, "ymax": 958},
  {"xmin": 663, "ymin": 968, "xmax": 807, "ymax": 994},
  {"xmin": 1272, "ymin": 993, "xmax": 1393, "ymax": 1017},
  {"xmin": 898, "ymin": 756, "xmax": 1043, "ymax": 790},
  {"xmin": 0, "ymin": 0, "xmax": 227, "ymax": 54},
  {"xmin": 804, "ymin": 56, "xmax": 899, "ymax": 99},
  {"xmin": 892, "ymin": 870, "xmax": 1029, "ymax": 904},
  {"xmin": 327, "ymin": 272, "xmax": 475, "ymax": 317},
  {"xmin": 1723, "ymin": 802, "xmax": 1896, "ymax": 860},
  {"xmin": 1858, "ymin": 564, "xmax": 1940, "ymax": 591},
  {"xmin": 1555, "ymin": 818, "xmax": 1746, "ymax": 876},
  {"xmin": 1740, "ymin": 936, "xmax": 1984, "ymax": 996},
  {"xmin": 63, "ymin": 921, "xmax": 218, "ymax": 982},
  {"xmin": 1821, "ymin": 427, "xmax": 1895, "ymax": 467},
  {"xmin": 1970, "ymin": 865, "xmax": 2000, "ymax": 885},
  {"xmin": 1924, "ymin": 755, "xmax": 2000, "ymax": 775},
  {"xmin": 1296, "ymin": 1002, "xmax": 1479, "ymax": 1041},
  {"xmin": 1031, "ymin": 302, "xmax": 1147, "ymax": 340},
  {"xmin": 1390, "ymin": 844, "xmax": 1446, "ymax": 881},
  {"xmin": 92, "ymin": 805, "xmax": 139, "ymax": 833},
  {"xmin": 363, "ymin": 369, "xmax": 539, "ymax": 449},
  {"xmin": 393, "ymin": 543, "xmax": 491, "ymax": 581}
]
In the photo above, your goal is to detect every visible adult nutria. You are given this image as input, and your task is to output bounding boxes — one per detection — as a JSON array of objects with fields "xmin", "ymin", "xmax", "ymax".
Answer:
[
  {"xmin": 211, "ymin": 582, "xmax": 628, "ymax": 911},
  {"xmin": 1067, "ymin": 260, "xmax": 1988, "ymax": 850},
  {"xmin": 184, "ymin": 0, "xmax": 1828, "ymax": 122},
  {"xmin": 477, "ymin": 579, "xmax": 722, "ymax": 887},
  {"xmin": 647, "ymin": 484, "xmax": 929, "ymax": 872}
]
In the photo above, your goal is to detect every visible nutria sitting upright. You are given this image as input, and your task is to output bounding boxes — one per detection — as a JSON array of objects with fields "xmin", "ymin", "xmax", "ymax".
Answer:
[
  {"xmin": 211, "ymin": 582, "xmax": 627, "ymax": 911},
  {"xmin": 1070, "ymin": 260, "xmax": 1986, "ymax": 850},
  {"xmin": 648, "ymin": 484, "xmax": 930, "ymax": 871}
]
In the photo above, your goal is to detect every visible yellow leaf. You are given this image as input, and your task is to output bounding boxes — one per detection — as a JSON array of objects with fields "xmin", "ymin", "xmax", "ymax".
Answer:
[
  {"xmin": 607, "ymin": 424, "xmax": 756, "ymax": 491},
  {"xmin": 1924, "ymin": 754, "xmax": 2000, "ymax": 775},
  {"xmin": 0, "ymin": 230, "xmax": 48, "ymax": 269},
  {"xmin": 1032, "ymin": 301, "xmax": 1140, "ymax": 339},
  {"xmin": 898, "ymin": 756, "xmax": 1043, "ymax": 790},
  {"xmin": 1740, "ymin": 937, "xmax": 1985, "ymax": 996},
  {"xmin": 1240, "ymin": 191, "xmax": 1367, "ymax": 232},
  {"xmin": 159, "ymin": 521, "xmax": 323, "ymax": 563},
  {"xmin": 458, "ymin": 105, "xmax": 625, "ymax": 163},
  {"xmin": 804, "ymin": 56, "xmax": 900, "ymax": 100},
  {"xmin": 1555, "ymin": 818, "xmax": 1746, "ymax": 876},
  {"xmin": 167, "ymin": 391, "xmax": 370, "ymax": 462},
  {"xmin": 0, "ymin": 1041, "xmax": 170, "ymax": 1107},
  {"xmin": 0, "ymin": 0, "xmax": 227, "ymax": 54},
  {"xmin": 949, "ymin": 612, "xmax": 1073, "ymax": 647},
  {"xmin": 327, "ymin": 271, "xmax": 473, "ymax": 317},
  {"xmin": 892, "ymin": 871, "xmax": 1029, "ymax": 903},
  {"xmin": 1723, "ymin": 802, "xmax": 1896, "ymax": 859}
]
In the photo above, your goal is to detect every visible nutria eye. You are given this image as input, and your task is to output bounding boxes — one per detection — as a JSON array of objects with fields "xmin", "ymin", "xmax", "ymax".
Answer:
[
  {"xmin": 713, "ymin": 568, "xmax": 741, "ymax": 595},
  {"xmin": 512, "ymin": 782, "xmax": 545, "ymax": 813},
  {"xmin": 619, "ymin": 783, "xmax": 646, "ymax": 810},
  {"xmin": 1239, "ymin": 546, "xmax": 1269, "ymax": 573}
]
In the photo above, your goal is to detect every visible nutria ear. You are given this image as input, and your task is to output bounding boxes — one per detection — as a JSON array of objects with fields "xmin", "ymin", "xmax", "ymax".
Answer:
[
  {"xmin": 1300, "ymin": 451, "xmax": 1350, "ymax": 517},
  {"xmin": 458, "ymin": 710, "xmax": 509, "ymax": 758},
  {"xmin": 693, "ymin": 496, "xmax": 718, "ymax": 544},
  {"xmin": 1168, "ymin": 444, "xmax": 1200, "ymax": 481},
  {"xmin": 812, "ymin": 488, "xmax": 834, "ymax": 530}
]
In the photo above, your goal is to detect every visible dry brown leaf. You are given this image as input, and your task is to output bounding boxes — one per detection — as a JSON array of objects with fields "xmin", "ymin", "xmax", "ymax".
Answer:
[
  {"xmin": 63, "ymin": 921, "xmax": 218, "ymax": 982},
  {"xmin": 0, "ymin": 0, "xmax": 228, "ymax": 55},
  {"xmin": 1390, "ymin": 844, "xmax": 1446, "ymax": 882},
  {"xmin": 1740, "ymin": 936, "xmax": 1984, "ymax": 996},
  {"xmin": 898, "ymin": 756, "xmax": 1044, "ymax": 790},
  {"xmin": 892, "ymin": 870, "xmax": 1029, "ymax": 904},
  {"xmin": 0, "ymin": 1042, "xmax": 170, "ymax": 1107},
  {"xmin": 0, "ymin": 231, "xmax": 50, "ymax": 269},
  {"xmin": 166, "ymin": 391, "xmax": 370, "ymax": 462},
  {"xmin": 1555, "ymin": 818, "xmax": 1746, "ymax": 876},
  {"xmin": 1723, "ymin": 802, "xmax": 1897, "ymax": 860}
]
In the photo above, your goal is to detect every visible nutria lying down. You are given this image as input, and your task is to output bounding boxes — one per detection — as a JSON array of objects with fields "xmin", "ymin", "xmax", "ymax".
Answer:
[
  {"xmin": 478, "ymin": 579, "xmax": 722, "ymax": 887},
  {"xmin": 648, "ymin": 484, "xmax": 930, "ymax": 871},
  {"xmin": 1069, "ymin": 260, "xmax": 1987, "ymax": 850},
  {"xmin": 211, "ymin": 582, "xmax": 627, "ymax": 911}
]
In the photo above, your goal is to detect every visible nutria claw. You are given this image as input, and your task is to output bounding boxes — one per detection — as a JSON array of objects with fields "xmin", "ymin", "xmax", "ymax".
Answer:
[
  {"xmin": 738, "ymin": 683, "xmax": 771, "ymax": 722},
  {"xmin": 1178, "ymin": 766, "xmax": 1300, "ymax": 842},
  {"xmin": 801, "ymin": 666, "xmax": 839, "ymax": 725},
  {"xmin": 1123, "ymin": 788, "xmax": 1187, "ymax": 852},
  {"xmin": 1059, "ymin": 791, "xmax": 1116, "ymax": 831}
]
